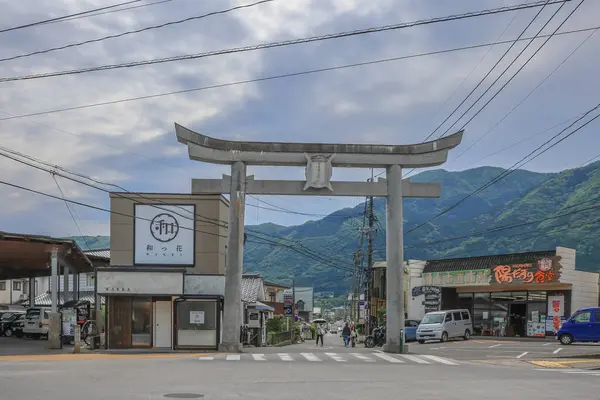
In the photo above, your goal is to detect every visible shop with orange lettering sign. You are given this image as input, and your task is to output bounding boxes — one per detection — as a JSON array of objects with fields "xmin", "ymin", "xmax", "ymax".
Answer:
[{"xmin": 414, "ymin": 246, "xmax": 599, "ymax": 338}]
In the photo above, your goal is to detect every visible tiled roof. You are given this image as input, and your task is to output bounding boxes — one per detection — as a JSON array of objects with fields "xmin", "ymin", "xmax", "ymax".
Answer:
[
  {"xmin": 241, "ymin": 276, "xmax": 263, "ymax": 303},
  {"xmin": 84, "ymin": 249, "xmax": 110, "ymax": 260},
  {"xmin": 423, "ymin": 250, "xmax": 556, "ymax": 273},
  {"xmin": 263, "ymin": 280, "xmax": 290, "ymax": 289},
  {"xmin": 19, "ymin": 291, "xmax": 105, "ymax": 307}
]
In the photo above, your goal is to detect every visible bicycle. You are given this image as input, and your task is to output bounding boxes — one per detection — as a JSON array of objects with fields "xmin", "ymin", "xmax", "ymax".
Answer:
[{"xmin": 81, "ymin": 320, "xmax": 99, "ymax": 346}]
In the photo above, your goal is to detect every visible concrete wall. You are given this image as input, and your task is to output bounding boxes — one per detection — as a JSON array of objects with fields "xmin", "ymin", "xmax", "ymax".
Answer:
[
  {"xmin": 556, "ymin": 246, "xmax": 599, "ymax": 314},
  {"xmin": 109, "ymin": 193, "xmax": 228, "ymax": 275},
  {"xmin": 0, "ymin": 279, "xmax": 27, "ymax": 304},
  {"xmin": 407, "ymin": 260, "xmax": 426, "ymax": 320}
]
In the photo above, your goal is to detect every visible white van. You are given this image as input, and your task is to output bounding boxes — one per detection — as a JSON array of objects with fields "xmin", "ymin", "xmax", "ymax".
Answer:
[
  {"xmin": 22, "ymin": 307, "xmax": 51, "ymax": 339},
  {"xmin": 417, "ymin": 309, "xmax": 473, "ymax": 343}
]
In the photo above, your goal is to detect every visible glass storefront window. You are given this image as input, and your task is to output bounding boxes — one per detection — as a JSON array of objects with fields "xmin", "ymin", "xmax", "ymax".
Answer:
[
  {"xmin": 528, "ymin": 291, "xmax": 547, "ymax": 301},
  {"xmin": 473, "ymin": 293, "xmax": 491, "ymax": 336},
  {"xmin": 131, "ymin": 297, "xmax": 152, "ymax": 347},
  {"xmin": 176, "ymin": 300, "xmax": 218, "ymax": 349}
]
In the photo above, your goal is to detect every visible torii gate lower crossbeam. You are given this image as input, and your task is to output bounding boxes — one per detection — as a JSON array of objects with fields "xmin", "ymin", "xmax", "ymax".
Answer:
[{"xmin": 174, "ymin": 123, "xmax": 463, "ymax": 353}]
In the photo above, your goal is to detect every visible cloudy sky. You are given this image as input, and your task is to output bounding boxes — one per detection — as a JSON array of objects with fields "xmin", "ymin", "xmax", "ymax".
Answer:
[{"xmin": 0, "ymin": 0, "xmax": 598, "ymax": 238}]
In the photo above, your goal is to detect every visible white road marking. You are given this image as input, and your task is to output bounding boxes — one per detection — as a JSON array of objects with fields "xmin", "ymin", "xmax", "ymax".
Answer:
[
  {"xmin": 421, "ymin": 355, "xmax": 459, "ymax": 365},
  {"xmin": 553, "ymin": 348, "xmax": 563, "ymax": 354},
  {"xmin": 198, "ymin": 356, "xmax": 214, "ymax": 360},
  {"xmin": 373, "ymin": 353, "xmax": 404, "ymax": 363},
  {"xmin": 325, "ymin": 353, "xmax": 346, "ymax": 362},
  {"xmin": 350, "ymin": 353, "xmax": 375, "ymax": 362},
  {"xmin": 252, "ymin": 354, "xmax": 266, "ymax": 361},
  {"xmin": 399, "ymin": 354, "xmax": 431, "ymax": 364},
  {"xmin": 542, "ymin": 343, "xmax": 552, "ymax": 346},
  {"xmin": 489, "ymin": 344, "xmax": 502, "ymax": 348},
  {"xmin": 301, "ymin": 353, "xmax": 321, "ymax": 362},
  {"xmin": 278, "ymin": 353, "xmax": 293, "ymax": 361},
  {"xmin": 226, "ymin": 354, "xmax": 240, "ymax": 361},
  {"xmin": 564, "ymin": 370, "xmax": 598, "ymax": 374},
  {"xmin": 516, "ymin": 352, "xmax": 528, "ymax": 359}
]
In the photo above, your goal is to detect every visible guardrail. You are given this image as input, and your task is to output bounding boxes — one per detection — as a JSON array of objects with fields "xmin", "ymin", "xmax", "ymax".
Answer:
[{"xmin": 268, "ymin": 331, "xmax": 292, "ymax": 346}]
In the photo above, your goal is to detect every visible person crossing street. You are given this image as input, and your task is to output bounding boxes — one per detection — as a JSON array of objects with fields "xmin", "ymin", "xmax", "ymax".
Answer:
[{"xmin": 316, "ymin": 324, "xmax": 325, "ymax": 347}]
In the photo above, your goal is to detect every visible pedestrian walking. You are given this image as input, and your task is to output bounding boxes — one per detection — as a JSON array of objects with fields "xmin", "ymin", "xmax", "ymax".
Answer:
[
  {"xmin": 342, "ymin": 323, "xmax": 351, "ymax": 347},
  {"xmin": 316, "ymin": 324, "xmax": 324, "ymax": 346}
]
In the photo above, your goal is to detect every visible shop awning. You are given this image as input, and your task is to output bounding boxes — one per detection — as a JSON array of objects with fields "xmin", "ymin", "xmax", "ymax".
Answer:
[
  {"xmin": 253, "ymin": 301, "xmax": 275, "ymax": 312},
  {"xmin": 0, "ymin": 231, "xmax": 94, "ymax": 280},
  {"xmin": 19, "ymin": 291, "xmax": 104, "ymax": 307}
]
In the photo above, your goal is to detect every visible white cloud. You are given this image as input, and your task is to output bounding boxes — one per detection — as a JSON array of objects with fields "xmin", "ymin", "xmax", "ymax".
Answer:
[{"xmin": 0, "ymin": 0, "xmax": 598, "ymax": 234}]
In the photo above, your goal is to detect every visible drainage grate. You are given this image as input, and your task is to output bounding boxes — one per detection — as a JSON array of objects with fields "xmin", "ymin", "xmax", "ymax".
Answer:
[{"xmin": 164, "ymin": 394, "xmax": 204, "ymax": 399}]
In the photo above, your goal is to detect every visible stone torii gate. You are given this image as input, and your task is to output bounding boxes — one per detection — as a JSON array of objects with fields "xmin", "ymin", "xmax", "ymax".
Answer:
[{"xmin": 174, "ymin": 123, "xmax": 463, "ymax": 353}]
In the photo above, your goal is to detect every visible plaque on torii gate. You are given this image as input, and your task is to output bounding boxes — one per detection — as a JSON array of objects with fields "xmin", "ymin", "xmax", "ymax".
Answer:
[{"xmin": 174, "ymin": 123, "xmax": 463, "ymax": 353}]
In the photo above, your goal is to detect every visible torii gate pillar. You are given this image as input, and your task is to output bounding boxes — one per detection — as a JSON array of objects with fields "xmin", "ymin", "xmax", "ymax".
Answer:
[{"xmin": 174, "ymin": 123, "xmax": 463, "ymax": 353}]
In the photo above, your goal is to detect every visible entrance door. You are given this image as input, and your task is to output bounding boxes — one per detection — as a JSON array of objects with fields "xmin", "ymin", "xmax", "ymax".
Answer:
[{"xmin": 153, "ymin": 301, "xmax": 172, "ymax": 348}]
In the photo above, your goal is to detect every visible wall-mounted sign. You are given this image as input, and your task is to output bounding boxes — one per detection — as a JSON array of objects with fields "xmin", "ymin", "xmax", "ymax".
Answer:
[
  {"xmin": 190, "ymin": 311, "xmax": 205, "ymax": 324},
  {"xmin": 422, "ymin": 269, "xmax": 491, "ymax": 287},
  {"xmin": 283, "ymin": 289, "xmax": 293, "ymax": 317},
  {"xmin": 492, "ymin": 257, "xmax": 560, "ymax": 285},
  {"xmin": 96, "ymin": 270, "xmax": 184, "ymax": 295},
  {"xmin": 134, "ymin": 204, "xmax": 195, "ymax": 265}
]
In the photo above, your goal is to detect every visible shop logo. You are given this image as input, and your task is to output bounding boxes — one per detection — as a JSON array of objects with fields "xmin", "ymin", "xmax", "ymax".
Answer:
[
  {"xmin": 537, "ymin": 257, "xmax": 553, "ymax": 272},
  {"xmin": 150, "ymin": 213, "xmax": 179, "ymax": 242}
]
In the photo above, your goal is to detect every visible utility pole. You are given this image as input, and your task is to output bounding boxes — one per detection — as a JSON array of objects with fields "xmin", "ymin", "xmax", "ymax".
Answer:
[
  {"xmin": 365, "ymin": 169, "xmax": 375, "ymax": 336},
  {"xmin": 352, "ymin": 249, "xmax": 361, "ymax": 324},
  {"xmin": 365, "ymin": 194, "xmax": 374, "ymax": 334}
]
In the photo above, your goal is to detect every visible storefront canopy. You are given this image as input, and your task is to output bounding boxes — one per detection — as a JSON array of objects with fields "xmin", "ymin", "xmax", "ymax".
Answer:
[{"xmin": 0, "ymin": 231, "xmax": 93, "ymax": 280}]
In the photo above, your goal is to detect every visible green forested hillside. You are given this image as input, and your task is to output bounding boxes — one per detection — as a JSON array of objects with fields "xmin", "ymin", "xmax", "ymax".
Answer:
[{"xmin": 73, "ymin": 163, "xmax": 600, "ymax": 293}]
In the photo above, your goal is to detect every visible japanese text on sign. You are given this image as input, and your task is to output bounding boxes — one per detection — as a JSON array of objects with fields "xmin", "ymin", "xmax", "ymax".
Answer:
[{"xmin": 492, "ymin": 258, "xmax": 557, "ymax": 284}]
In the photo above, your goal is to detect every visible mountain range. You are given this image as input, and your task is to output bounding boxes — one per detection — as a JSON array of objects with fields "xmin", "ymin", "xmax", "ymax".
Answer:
[{"xmin": 73, "ymin": 162, "xmax": 600, "ymax": 293}]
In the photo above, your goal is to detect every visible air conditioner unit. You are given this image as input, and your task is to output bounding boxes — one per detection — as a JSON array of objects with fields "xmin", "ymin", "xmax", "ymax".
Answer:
[{"xmin": 18, "ymin": 294, "xmax": 27, "ymax": 301}]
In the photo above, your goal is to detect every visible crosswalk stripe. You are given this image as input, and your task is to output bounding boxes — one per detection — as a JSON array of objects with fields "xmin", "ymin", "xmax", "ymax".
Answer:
[
  {"xmin": 399, "ymin": 354, "xmax": 431, "ymax": 364},
  {"xmin": 325, "ymin": 353, "xmax": 346, "ymax": 362},
  {"xmin": 373, "ymin": 353, "xmax": 403, "ymax": 363},
  {"xmin": 226, "ymin": 354, "xmax": 241, "ymax": 361},
  {"xmin": 421, "ymin": 355, "xmax": 458, "ymax": 365},
  {"xmin": 351, "ymin": 353, "xmax": 375, "ymax": 362},
  {"xmin": 199, "ymin": 356, "xmax": 214, "ymax": 360},
  {"xmin": 278, "ymin": 353, "xmax": 293, "ymax": 361},
  {"xmin": 252, "ymin": 354, "xmax": 266, "ymax": 361},
  {"xmin": 301, "ymin": 353, "xmax": 321, "ymax": 362}
]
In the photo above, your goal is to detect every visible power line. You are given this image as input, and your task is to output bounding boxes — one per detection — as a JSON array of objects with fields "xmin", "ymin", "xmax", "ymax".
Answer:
[
  {"xmin": 453, "ymin": 26, "xmax": 598, "ymax": 161},
  {"xmin": 405, "ymin": 200, "xmax": 600, "ymax": 250},
  {"xmin": 0, "ymin": 0, "xmax": 275, "ymax": 63},
  {"xmin": 3, "ymin": 24, "xmax": 597, "ymax": 122},
  {"xmin": 452, "ymin": 0, "xmax": 586, "ymax": 134},
  {"xmin": 0, "ymin": 1, "xmax": 567, "ymax": 83},
  {"xmin": 0, "ymin": 145, "xmax": 357, "ymax": 270},
  {"xmin": 425, "ymin": 0, "xmax": 555, "ymax": 144},
  {"xmin": 41, "ymin": 0, "xmax": 175, "ymax": 25},
  {"xmin": 0, "ymin": 0, "xmax": 142, "ymax": 34},
  {"xmin": 51, "ymin": 174, "xmax": 93, "ymax": 251},
  {"xmin": 398, "ymin": 0, "xmax": 565, "ymax": 180},
  {"xmin": 403, "ymin": 103, "xmax": 600, "ymax": 236},
  {"xmin": 0, "ymin": 176, "xmax": 357, "ymax": 274},
  {"xmin": 405, "ymin": 8, "xmax": 523, "ymax": 144}
]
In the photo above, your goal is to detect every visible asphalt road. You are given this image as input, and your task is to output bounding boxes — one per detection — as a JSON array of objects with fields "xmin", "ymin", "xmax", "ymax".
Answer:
[
  {"xmin": 409, "ymin": 337, "xmax": 600, "ymax": 361},
  {"xmin": 1, "ymin": 352, "xmax": 598, "ymax": 399}
]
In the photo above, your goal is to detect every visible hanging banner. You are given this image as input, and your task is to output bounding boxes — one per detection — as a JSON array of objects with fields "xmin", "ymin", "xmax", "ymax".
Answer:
[{"xmin": 547, "ymin": 295, "xmax": 565, "ymax": 317}]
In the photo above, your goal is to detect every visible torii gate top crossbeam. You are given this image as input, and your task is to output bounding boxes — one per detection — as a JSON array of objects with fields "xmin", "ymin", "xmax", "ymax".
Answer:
[{"xmin": 174, "ymin": 123, "xmax": 463, "ymax": 168}]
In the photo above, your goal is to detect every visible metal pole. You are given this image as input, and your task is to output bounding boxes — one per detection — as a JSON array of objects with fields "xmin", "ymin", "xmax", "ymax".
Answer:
[
  {"xmin": 50, "ymin": 249, "xmax": 58, "ymax": 313},
  {"xmin": 366, "ymin": 193, "xmax": 374, "ymax": 335},
  {"xmin": 383, "ymin": 164, "xmax": 404, "ymax": 353},
  {"xmin": 220, "ymin": 161, "xmax": 247, "ymax": 353}
]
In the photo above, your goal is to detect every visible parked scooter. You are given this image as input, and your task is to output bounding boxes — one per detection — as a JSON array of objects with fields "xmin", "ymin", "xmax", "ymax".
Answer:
[{"xmin": 364, "ymin": 325, "xmax": 386, "ymax": 348}]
